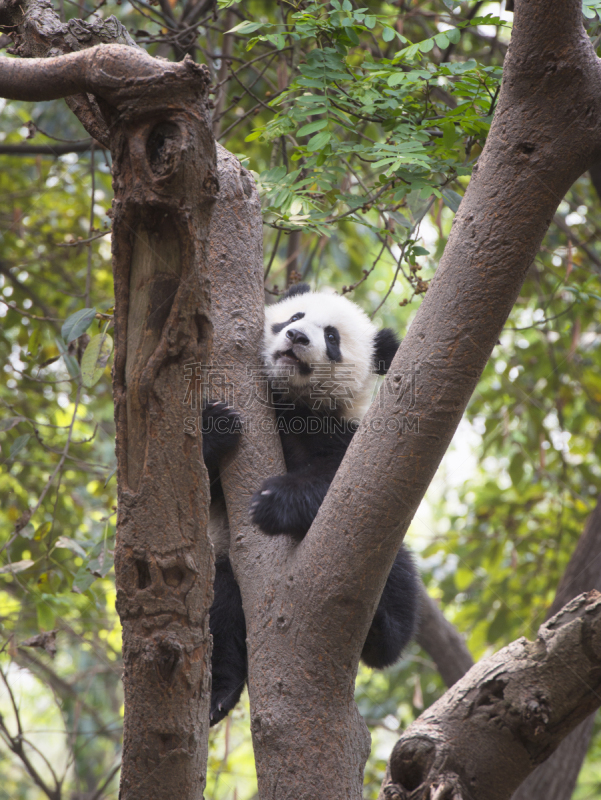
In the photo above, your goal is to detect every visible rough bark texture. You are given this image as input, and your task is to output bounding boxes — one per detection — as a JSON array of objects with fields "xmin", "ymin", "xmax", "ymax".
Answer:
[
  {"xmin": 4, "ymin": 0, "xmax": 601, "ymax": 798},
  {"xmin": 381, "ymin": 592, "xmax": 601, "ymax": 800},
  {"xmin": 234, "ymin": 1, "xmax": 601, "ymax": 794},
  {"xmin": 0, "ymin": 10, "xmax": 219, "ymax": 798},
  {"xmin": 414, "ymin": 500, "xmax": 601, "ymax": 800},
  {"xmin": 107, "ymin": 54, "xmax": 217, "ymax": 800},
  {"xmin": 510, "ymin": 496, "xmax": 601, "ymax": 800}
]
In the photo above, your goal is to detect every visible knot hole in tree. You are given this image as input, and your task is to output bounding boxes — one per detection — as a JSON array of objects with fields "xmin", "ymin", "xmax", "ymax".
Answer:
[
  {"xmin": 389, "ymin": 736, "xmax": 436, "ymax": 793},
  {"xmin": 155, "ymin": 637, "xmax": 183, "ymax": 684},
  {"xmin": 146, "ymin": 121, "xmax": 182, "ymax": 179}
]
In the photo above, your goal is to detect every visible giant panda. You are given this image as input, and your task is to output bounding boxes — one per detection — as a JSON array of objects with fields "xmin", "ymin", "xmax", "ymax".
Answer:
[{"xmin": 203, "ymin": 283, "xmax": 419, "ymax": 725}]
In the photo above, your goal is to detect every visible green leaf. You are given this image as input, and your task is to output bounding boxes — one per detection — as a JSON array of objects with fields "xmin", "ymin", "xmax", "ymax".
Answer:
[
  {"xmin": 508, "ymin": 454, "xmax": 525, "ymax": 486},
  {"xmin": 387, "ymin": 73, "xmax": 407, "ymax": 87},
  {"xmin": 364, "ymin": 15, "xmax": 376, "ymax": 29},
  {"xmin": 226, "ymin": 20, "xmax": 266, "ymax": 35},
  {"xmin": 56, "ymin": 337, "xmax": 80, "ymax": 380},
  {"xmin": 447, "ymin": 27, "xmax": 461, "ymax": 44},
  {"xmin": 441, "ymin": 121, "xmax": 456, "ymax": 148},
  {"xmin": 72, "ymin": 567, "xmax": 96, "ymax": 594},
  {"xmin": 382, "ymin": 26, "xmax": 396, "ymax": 42},
  {"xmin": 61, "ymin": 307, "xmax": 96, "ymax": 343},
  {"xmin": 442, "ymin": 189, "xmax": 463, "ymax": 212},
  {"xmin": 297, "ymin": 119, "xmax": 328, "ymax": 137},
  {"xmin": 55, "ymin": 536, "xmax": 88, "ymax": 559},
  {"xmin": 35, "ymin": 522, "xmax": 52, "ymax": 541},
  {"xmin": 28, "ymin": 326, "xmax": 42, "ymax": 357},
  {"xmin": 0, "ymin": 559, "xmax": 34, "ymax": 575},
  {"xmin": 435, "ymin": 33, "xmax": 449, "ymax": 50},
  {"xmin": 306, "ymin": 131, "xmax": 331, "ymax": 151},
  {"xmin": 81, "ymin": 333, "xmax": 114, "ymax": 388},
  {"xmin": 0, "ymin": 416, "xmax": 23, "ymax": 432},
  {"xmin": 36, "ymin": 601, "xmax": 55, "ymax": 631},
  {"xmin": 9, "ymin": 433, "xmax": 30, "ymax": 459},
  {"xmin": 419, "ymin": 38, "xmax": 434, "ymax": 53}
]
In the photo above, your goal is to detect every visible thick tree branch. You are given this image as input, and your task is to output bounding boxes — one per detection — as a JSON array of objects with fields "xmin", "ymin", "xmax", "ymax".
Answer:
[
  {"xmin": 415, "ymin": 497, "xmax": 601, "ymax": 800},
  {"xmin": 0, "ymin": 140, "xmax": 100, "ymax": 154},
  {"xmin": 382, "ymin": 591, "xmax": 601, "ymax": 800},
  {"xmin": 510, "ymin": 494, "xmax": 601, "ymax": 800},
  {"xmin": 0, "ymin": 44, "xmax": 208, "ymax": 105},
  {"xmin": 232, "ymin": 1, "xmax": 601, "ymax": 795},
  {"xmin": 415, "ymin": 583, "xmax": 474, "ymax": 688}
]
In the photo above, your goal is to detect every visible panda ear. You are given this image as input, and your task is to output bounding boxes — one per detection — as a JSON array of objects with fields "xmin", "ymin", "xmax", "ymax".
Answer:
[
  {"xmin": 373, "ymin": 329, "xmax": 400, "ymax": 375},
  {"xmin": 279, "ymin": 283, "xmax": 311, "ymax": 301}
]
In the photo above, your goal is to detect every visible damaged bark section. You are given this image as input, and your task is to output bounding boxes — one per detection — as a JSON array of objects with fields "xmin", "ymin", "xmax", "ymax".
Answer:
[
  {"xmin": 381, "ymin": 592, "xmax": 601, "ymax": 800},
  {"xmin": 106, "ymin": 51, "xmax": 218, "ymax": 800},
  {"xmin": 0, "ymin": 24, "xmax": 220, "ymax": 797}
]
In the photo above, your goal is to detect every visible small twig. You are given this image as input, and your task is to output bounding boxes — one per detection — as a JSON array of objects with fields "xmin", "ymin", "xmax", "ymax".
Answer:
[
  {"xmin": 57, "ymin": 228, "xmax": 111, "ymax": 247},
  {"xmin": 264, "ymin": 228, "xmax": 283, "ymax": 280},
  {"xmin": 0, "ymin": 298, "xmax": 62, "ymax": 321}
]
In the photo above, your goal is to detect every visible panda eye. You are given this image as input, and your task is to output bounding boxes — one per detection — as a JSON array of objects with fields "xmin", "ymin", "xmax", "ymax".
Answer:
[
  {"xmin": 327, "ymin": 333, "xmax": 336, "ymax": 343},
  {"xmin": 290, "ymin": 313, "xmax": 302, "ymax": 322}
]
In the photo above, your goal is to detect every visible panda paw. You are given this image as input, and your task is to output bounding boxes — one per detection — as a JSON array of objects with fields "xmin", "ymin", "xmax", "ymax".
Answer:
[
  {"xmin": 250, "ymin": 475, "xmax": 308, "ymax": 539},
  {"xmin": 202, "ymin": 402, "xmax": 242, "ymax": 463}
]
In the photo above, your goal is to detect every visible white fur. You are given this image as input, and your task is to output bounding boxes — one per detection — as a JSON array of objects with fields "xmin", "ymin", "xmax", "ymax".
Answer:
[
  {"xmin": 264, "ymin": 290, "xmax": 378, "ymax": 418},
  {"xmin": 208, "ymin": 497, "xmax": 230, "ymax": 558}
]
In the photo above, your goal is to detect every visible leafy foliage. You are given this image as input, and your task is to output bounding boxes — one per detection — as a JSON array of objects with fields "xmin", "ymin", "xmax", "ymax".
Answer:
[{"xmin": 1, "ymin": 1, "xmax": 601, "ymax": 798}]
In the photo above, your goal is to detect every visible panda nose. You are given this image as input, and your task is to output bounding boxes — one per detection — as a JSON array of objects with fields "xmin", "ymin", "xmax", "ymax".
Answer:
[{"xmin": 286, "ymin": 328, "xmax": 309, "ymax": 346}]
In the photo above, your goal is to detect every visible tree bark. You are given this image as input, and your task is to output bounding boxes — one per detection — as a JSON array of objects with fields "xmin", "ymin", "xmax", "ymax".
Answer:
[
  {"xmin": 4, "ymin": 0, "xmax": 601, "ymax": 798},
  {"xmin": 0, "ymin": 18, "xmax": 219, "ymax": 800},
  {"xmin": 381, "ymin": 591, "xmax": 601, "ymax": 800},
  {"xmin": 234, "ymin": 1, "xmax": 601, "ymax": 795},
  {"xmin": 414, "ymin": 500, "xmax": 601, "ymax": 800},
  {"xmin": 510, "ymin": 495, "xmax": 601, "ymax": 800}
]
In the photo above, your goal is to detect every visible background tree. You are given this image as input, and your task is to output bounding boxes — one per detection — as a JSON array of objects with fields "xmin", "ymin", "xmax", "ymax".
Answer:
[{"xmin": 1, "ymin": 1, "xmax": 601, "ymax": 798}]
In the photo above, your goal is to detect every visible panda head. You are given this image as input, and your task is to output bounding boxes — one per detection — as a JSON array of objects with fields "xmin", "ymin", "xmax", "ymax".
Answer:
[{"xmin": 263, "ymin": 283, "xmax": 400, "ymax": 417}]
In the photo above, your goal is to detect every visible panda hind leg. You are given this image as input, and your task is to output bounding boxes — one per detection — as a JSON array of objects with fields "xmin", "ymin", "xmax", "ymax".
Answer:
[
  {"xmin": 361, "ymin": 546, "xmax": 420, "ymax": 669},
  {"xmin": 209, "ymin": 557, "xmax": 248, "ymax": 726}
]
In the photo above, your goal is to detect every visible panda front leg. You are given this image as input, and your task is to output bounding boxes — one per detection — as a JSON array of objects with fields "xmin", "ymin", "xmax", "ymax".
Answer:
[
  {"xmin": 209, "ymin": 557, "xmax": 248, "ymax": 726},
  {"xmin": 202, "ymin": 402, "xmax": 242, "ymax": 492},
  {"xmin": 249, "ymin": 469, "xmax": 335, "ymax": 539},
  {"xmin": 361, "ymin": 546, "xmax": 420, "ymax": 669}
]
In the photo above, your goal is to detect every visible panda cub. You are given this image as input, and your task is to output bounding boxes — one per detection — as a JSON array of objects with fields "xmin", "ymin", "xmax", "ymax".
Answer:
[{"xmin": 203, "ymin": 283, "xmax": 419, "ymax": 725}]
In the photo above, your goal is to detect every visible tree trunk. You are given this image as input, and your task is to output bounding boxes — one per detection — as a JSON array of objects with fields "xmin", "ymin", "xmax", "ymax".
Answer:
[
  {"xmin": 0, "ymin": 17, "xmax": 219, "ymax": 798},
  {"xmin": 238, "ymin": 0, "xmax": 601, "ymax": 794},
  {"xmin": 4, "ymin": 0, "xmax": 601, "ymax": 797}
]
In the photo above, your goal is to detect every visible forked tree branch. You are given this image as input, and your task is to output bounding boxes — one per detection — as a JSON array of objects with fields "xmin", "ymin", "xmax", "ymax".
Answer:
[
  {"xmin": 414, "ymin": 498, "xmax": 601, "ymax": 800},
  {"xmin": 381, "ymin": 591, "xmax": 601, "ymax": 800}
]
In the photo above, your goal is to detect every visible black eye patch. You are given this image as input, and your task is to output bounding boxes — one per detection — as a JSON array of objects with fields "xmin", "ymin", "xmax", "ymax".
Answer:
[
  {"xmin": 324, "ymin": 326, "xmax": 342, "ymax": 362},
  {"xmin": 271, "ymin": 312, "xmax": 305, "ymax": 335}
]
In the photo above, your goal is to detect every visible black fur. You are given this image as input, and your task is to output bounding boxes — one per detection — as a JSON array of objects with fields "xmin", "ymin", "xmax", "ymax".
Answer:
[
  {"xmin": 280, "ymin": 282, "xmax": 311, "ymax": 300},
  {"xmin": 201, "ymin": 403, "xmax": 247, "ymax": 725},
  {"xmin": 374, "ymin": 328, "xmax": 400, "ymax": 374},
  {"xmin": 204, "ymin": 317, "xmax": 417, "ymax": 726},
  {"xmin": 209, "ymin": 557, "xmax": 247, "ymax": 725},
  {"xmin": 250, "ymin": 401, "xmax": 419, "ymax": 670}
]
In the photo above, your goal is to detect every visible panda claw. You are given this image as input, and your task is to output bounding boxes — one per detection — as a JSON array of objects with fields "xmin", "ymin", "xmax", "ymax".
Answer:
[{"xmin": 261, "ymin": 490, "xmax": 271, "ymax": 496}]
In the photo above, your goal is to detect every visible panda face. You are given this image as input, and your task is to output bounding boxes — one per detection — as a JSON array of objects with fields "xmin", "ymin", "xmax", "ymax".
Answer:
[{"xmin": 263, "ymin": 289, "xmax": 380, "ymax": 415}]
